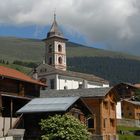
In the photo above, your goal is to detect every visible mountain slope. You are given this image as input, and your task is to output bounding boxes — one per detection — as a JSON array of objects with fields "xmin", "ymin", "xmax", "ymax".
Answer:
[
  {"xmin": 0, "ymin": 37, "xmax": 140, "ymax": 61},
  {"xmin": 0, "ymin": 36, "xmax": 140, "ymax": 85}
]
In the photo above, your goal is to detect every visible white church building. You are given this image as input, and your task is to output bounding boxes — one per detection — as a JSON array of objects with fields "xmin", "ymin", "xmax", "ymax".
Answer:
[{"xmin": 32, "ymin": 15, "xmax": 109, "ymax": 90}]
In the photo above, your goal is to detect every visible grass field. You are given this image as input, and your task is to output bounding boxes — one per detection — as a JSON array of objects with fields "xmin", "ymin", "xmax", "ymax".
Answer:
[
  {"xmin": 0, "ymin": 63, "xmax": 31, "ymax": 74},
  {"xmin": 117, "ymin": 125, "xmax": 140, "ymax": 140},
  {"xmin": 0, "ymin": 37, "xmax": 140, "ymax": 62}
]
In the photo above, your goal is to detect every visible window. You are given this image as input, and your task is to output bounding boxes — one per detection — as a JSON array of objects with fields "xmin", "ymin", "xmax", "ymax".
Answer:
[
  {"xmin": 49, "ymin": 57, "xmax": 52, "ymax": 65},
  {"xmin": 103, "ymin": 118, "xmax": 107, "ymax": 128},
  {"xmin": 48, "ymin": 45, "xmax": 52, "ymax": 53},
  {"xmin": 78, "ymin": 84, "xmax": 83, "ymax": 89},
  {"xmin": 110, "ymin": 119, "xmax": 115, "ymax": 127},
  {"xmin": 103, "ymin": 101, "xmax": 108, "ymax": 109},
  {"xmin": 87, "ymin": 118, "xmax": 94, "ymax": 128},
  {"xmin": 129, "ymin": 112, "xmax": 132, "ymax": 116},
  {"xmin": 111, "ymin": 102, "xmax": 115, "ymax": 110},
  {"xmin": 127, "ymin": 106, "xmax": 130, "ymax": 110},
  {"xmin": 50, "ymin": 79, "xmax": 55, "ymax": 89},
  {"xmin": 58, "ymin": 44, "xmax": 62, "ymax": 52},
  {"xmin": 64, "ymin": 86, "xmax": 67, "ymax": 89},
  {"xmin": 58, "ymin": 57, "xmax": 62, "ymax": 64}
]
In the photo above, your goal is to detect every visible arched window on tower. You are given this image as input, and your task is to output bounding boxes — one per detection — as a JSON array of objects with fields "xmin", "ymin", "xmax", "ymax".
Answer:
[
  {"xmin": 58, "ymin": 57, "xmax": 62, "ymax": 64},
  {"xmin": 58, "ymin": 44, "xmax": 62, "ymax": 52},
  {"xmin": 49, "ymin": 57, "xmax": 52, "ymax": 65},
  {"xmin": 48, "ymin": 45, "xmax": 52, "ymax": 53}
]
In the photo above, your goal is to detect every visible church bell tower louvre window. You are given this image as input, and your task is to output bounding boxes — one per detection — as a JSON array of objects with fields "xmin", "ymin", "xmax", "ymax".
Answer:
[
  {"xmin": 58, "ymin": 57, "xmax": 62, "ymax": 64},
  {"xmin": 58, "ymin": 44, "xmax": 62, "ymax": 52}
]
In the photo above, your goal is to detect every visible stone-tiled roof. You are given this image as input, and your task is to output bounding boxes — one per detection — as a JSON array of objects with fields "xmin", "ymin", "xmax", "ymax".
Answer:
[
  {"xmin": 40, "ymin": 87, "xmax": 112, "ymax": 98},
  {"xmin": 36, "ymin": 63, "xmax": 109, "ymax": 84},
  {"xmin": 53, "ymin": 69, "xmax": 109, "ymax": 84}
]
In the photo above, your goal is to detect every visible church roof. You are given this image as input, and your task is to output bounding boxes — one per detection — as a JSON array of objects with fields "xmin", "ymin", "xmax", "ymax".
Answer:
[
  {"xmin": 36, "ymin": 63, "xmax": 109, "ymax": 84},
  {"xmin": 40, "ymin": 87, "xmax": 112, "ymax": 98},
  {"xmin": 47, "ymin": 14, "xmax": 64, "ymax": 39}
]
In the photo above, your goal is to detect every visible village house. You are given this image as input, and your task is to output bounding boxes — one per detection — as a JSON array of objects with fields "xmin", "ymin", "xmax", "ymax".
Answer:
[
  {"xmin": 121, "ymin": 99, "xmax": 140, "ymax": 121},
  {"xmin": 17, "ymin": 97, "xmax": 92, "ymax": 140},
  {"xmin": 38, "ymin": 87, "xmax": 118, "ymax": 140},
  {"xmin": 31, "ymin": 15, "xmax": 109, "ymax": 90},
  {"xmin": 0, "ymin": 66, "xmax": 46, "ymax": 137},
  {"xmin": 112, "ymin": 83, "xmax": 137, "ymax": 119}
]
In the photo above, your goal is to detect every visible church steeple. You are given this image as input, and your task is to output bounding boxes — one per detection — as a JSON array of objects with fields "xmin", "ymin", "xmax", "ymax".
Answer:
[
  {"xmin": 47, "ymin": 14, "xmax": 64, "ymax": 39},
  {"xmin": 44, "ymin": 14, "xmax": 67, "ymax": 71}
]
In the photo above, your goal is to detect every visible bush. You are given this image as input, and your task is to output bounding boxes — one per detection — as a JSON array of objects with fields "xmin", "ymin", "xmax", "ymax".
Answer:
[{"xmin": 39, "ymin": 114, "xmax": 90, "ymax": 140}]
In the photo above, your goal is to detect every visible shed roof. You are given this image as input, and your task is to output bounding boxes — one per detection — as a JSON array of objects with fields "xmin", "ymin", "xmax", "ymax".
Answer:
[
  {"xmin": 0, "ymin": 66, "xmax": 46, "ymax": 86},
  {"xmin": 17, "ymin": 97, "xmax": 80, "ymax": 113},
  {"xmin": 40, "ymin": 87, "xmax": 112, "ymax": 98}
]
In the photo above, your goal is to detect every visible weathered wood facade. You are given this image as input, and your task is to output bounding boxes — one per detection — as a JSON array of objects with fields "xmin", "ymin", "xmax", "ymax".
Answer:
[
  {"xmin": 121, "ymin": 99, "xmax": 140, "ymax": 120},
  {"xmin": 0, "ymin": 66, "xmax": 46, "ymax": 137},
  {"xmin": 16, "ymin": 97, "xmax": 91, "ymax": 140},
  {"xmin": 39, "ymin": 88, "xmax": 118, "ymax": 140}
]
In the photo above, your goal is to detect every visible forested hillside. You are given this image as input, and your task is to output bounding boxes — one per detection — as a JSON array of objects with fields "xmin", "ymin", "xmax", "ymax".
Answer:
[
  {"xmin": 67, "ymin": 57, "xmax": 140, "ymax": 85},
  {"xmin": 0, "ymin": 37, "xmax": 140, "ymax": 85}
]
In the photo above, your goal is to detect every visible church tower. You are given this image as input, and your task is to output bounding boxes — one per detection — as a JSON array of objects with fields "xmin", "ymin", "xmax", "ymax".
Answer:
[{"xmin": 44, "ymin": 14, "xmax": 67, "ymax": 71}]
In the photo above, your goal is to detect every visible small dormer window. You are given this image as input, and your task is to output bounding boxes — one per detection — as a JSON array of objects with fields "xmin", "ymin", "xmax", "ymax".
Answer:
[{"xmin": 58, "ymin": 44, "xmax": 62, "ymax": 52}]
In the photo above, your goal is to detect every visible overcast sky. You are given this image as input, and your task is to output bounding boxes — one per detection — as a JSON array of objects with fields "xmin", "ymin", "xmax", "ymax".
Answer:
[{"xmin": 0, "ymin": 0, "xmax": 140, "ymax": 56}]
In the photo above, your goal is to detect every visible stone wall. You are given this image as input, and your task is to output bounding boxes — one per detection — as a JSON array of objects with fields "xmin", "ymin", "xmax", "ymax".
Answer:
[{"xmin": 0, "ymin": 117, "xmax": 17, "ymax": 137}]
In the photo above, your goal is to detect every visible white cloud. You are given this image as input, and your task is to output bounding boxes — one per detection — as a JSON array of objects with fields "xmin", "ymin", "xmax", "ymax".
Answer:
[{"xmin": 0, "ymin": 0, "xmax": 140, "ymax": 55}]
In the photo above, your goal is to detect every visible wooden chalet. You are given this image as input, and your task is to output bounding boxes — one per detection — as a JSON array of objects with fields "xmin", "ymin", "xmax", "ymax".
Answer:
[
  {"xmin": 0, "ymin": 66, "xmax": 46, "ymax": 137},
  {"xmin": 121, "ymin": 99, "xmax": 140, "ymax": 120},
  {"xmin": 17, "ymin": 97, "xmax": 92, "ymax": 140},
  {"xmin": 38, "ymin": 88, "xmax": 118, "ymax": 140}
]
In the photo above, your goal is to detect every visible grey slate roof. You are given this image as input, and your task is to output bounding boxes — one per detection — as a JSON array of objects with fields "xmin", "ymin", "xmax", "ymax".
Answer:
[
  {"xmin": 36, "ymin": 63, "xmax": 109, "ymax": 84},
  {"xmin": 40, "ymin": 87, "xmax": 112, "ymax": 98},
  {"xmin": 17, "ymin": 97, "xmax": 80, "ymax": 113}
]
